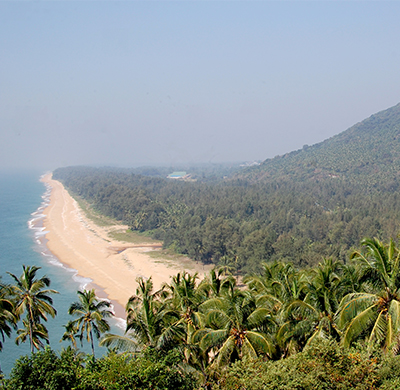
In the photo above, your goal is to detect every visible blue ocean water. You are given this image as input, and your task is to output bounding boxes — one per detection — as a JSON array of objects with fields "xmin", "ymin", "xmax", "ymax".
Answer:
[{"xmin": 0, "ymin": 171, "xmax": 122, "ymax": 376}]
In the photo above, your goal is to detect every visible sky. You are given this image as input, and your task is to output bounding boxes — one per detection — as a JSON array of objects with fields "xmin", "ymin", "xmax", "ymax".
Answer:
[{"xmin": 1, "ymin": 1, "xmax": 400, "ymax": 171}]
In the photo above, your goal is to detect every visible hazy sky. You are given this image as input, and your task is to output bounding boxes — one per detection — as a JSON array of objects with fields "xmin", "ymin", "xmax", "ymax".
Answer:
[{"xmin": 1, "ymin": 1, "xmax": 399, "ymax": 171}]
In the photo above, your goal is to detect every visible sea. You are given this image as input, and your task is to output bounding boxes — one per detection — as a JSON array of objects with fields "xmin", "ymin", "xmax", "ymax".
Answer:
[{"xmin": 0, "ymin": 170, "xmax": 123, "ymax": 376}]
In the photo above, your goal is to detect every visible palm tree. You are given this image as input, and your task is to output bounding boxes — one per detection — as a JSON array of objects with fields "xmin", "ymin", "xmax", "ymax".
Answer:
[
  {"xmin": 337, "ymin": 237, "xmax": 400, "ymax": 351},
  {"xmin": 194, "ymin": 282, "xmax": 275, "ymax": 369},
  {"xmin": 101, "ymin": 277, "xmax": 166, "ymax": 352},
  {"xmin": 60, "ymin": 320, "xmax": 79, "ymax": 349},
  {"xmin": 68, "ymin": 289, "xmax": 113, "ymax": 359},
  {"xmin": 0, "ymin": 280, "xmax": 15, "ymax": 351},
  {"xmin": 163, "ymin": 272, "xmax": 205, "ymax": 328},
  {"xmin": 278, "ymin": 258, "xmax": 343, "ymax": 354},
  {"xmin": 0, "ymin": 280, "xmax": 15, "ymax": 377},
  {"xmin": 126, "ymin": 277, "xmax": 166, "ymax": 347},
  {"xmin": 244, "ymin": 261, "xmax": 311, "ymax": 357},
  {"xmin": 15, "ymin": 318, "xmax": 49, "ymax": 351},
  {"xmin": 159, "ymin": 272, "xmax": 208, "ymax": 362},
  {"xmin": 8, "ymin": 265, "xmax": 58, "ymax": 353},
  {"xmin": 245, "ymin": 261, "xmax": 303, "ymax": 316},
  {"xmin": 199, "ymin": 268, "xmax": 236, "ymax": 299}
]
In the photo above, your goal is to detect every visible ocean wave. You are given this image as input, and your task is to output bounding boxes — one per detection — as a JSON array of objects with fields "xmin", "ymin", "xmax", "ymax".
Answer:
[
  {"xmin": 30, "ymin": 178, "xmax": 127, "ymax": 327},
  {"xmin": 113, "ymin": 316, "xmax": 127, "ymax": 330}
]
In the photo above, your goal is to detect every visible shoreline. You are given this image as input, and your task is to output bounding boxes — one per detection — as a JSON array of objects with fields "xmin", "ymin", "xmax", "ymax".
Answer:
[{"xmin": 40, "ymin": 173, "xmax": 212, "ymax": 320}]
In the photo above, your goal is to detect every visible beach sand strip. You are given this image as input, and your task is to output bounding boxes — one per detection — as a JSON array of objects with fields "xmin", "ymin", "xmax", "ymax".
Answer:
[{"xmin": 41, "ymin": 173, "xmax": 212, "ymax": 319}]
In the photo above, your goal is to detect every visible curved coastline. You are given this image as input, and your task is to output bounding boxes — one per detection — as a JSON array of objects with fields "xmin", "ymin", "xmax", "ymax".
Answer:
[{"xmin": 39, "ymin": 173, "xmax": 212, "ymax": 322}]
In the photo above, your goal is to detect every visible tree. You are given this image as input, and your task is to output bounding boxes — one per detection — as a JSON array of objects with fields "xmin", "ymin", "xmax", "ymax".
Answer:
[
  {"xmin": 277, "ymin": 258, "xmax": 343, "ymax": 354},
  {"xmin": 245, "ymin": 261, "xmax": 308, "ymax": 356},
  {"xmin": 15, "ymin": 319, "xmax": 49, "ymax": 351},
  {"xmin": 68, "ymin": 289, "xmax": 113, "ymax": 359},
  {"xmin": 8, "ymin": 265, "xmax": 58, "ymax": 353},
  {"xmin": 101, "ymin": 277, "xmax": 166, "ymax": 352},
  {"xmin": 0, "ymin": 280, "xmax": 15, "ymax": 351},
  {"xmin": 60, "ymin": 320, "xmax": 79, "ymax": 349},
  {"xmin": 199, "ymin": 267, "xmax": 236, "ymax": 299},
  {"xmin": 245, "ymin": 261, "xmax": 304, "ymax": 316},
  {"xmin": 127, "ymin": 277, "xmax": 166, "ymax": 347},
  {"xmin": 0, "ymin": 280, "xmax": 15, "ymax": 377},
  {"xmin": 5, "ymin": 347, "xmax": 83, "ymax": 390},
  {"xmin": 159, "ymin": 272, "xmax": 209, "ymax": 370},
  {"xmin": 337, "ymin": 237, "xmax": 400, "ymax": 351},
  {"xmin": 194, "ymin": 283, "xmax": 275, "ymax": 369}
]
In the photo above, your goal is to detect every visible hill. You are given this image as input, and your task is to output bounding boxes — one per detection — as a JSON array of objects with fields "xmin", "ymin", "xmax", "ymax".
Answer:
[{"xmin": 242, "ymin": 102, "xmax": 400, "ymax": 190}]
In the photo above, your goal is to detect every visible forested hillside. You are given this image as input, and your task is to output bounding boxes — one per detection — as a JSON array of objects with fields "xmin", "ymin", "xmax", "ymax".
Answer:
[
  {"xmin": 243, "ymin": 102, "xmax": 400, "ymax": 188},
  {"xmin": 53, "ymin": 103, "xmax": 400, "ymax": 272}
]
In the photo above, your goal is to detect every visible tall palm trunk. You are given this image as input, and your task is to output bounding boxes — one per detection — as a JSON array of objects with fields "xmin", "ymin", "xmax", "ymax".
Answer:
[
  {"xmin": 29, "ymin": 317, "xmax": 34, "ymax": 354},
  {"xmin": 28, "ymin": 306, "xmax": 35, "ymax": 354},
  {"xmin": 90, "ymin": 328, "xmax": 95, "ymax": 359}
]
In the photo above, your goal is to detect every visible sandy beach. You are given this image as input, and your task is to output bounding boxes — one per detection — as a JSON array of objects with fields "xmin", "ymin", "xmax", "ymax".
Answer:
[{"xmin": 42, "ymin": 173, "xmax": 212, "ymax": 319}]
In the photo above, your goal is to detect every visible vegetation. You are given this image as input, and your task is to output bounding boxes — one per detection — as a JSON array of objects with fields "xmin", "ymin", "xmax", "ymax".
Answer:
[
  {"xmin": 4, "ymin": 103, "xmax": 400, "ymax": 386},
  {"xmin": 243, "ymin": 102, "xmax": 400, "ymax": 188},
  {"xmin": 0, "ymin": 280, "xmax": 15, "ymax": 352},
  {"xmin": 3, "ymin": 238, "xmax": 400, "ymax": 387},
  {"xmin": 68, "ymin": 289, "xmax": 113, "ymax": 359},
  {"xmin": 52, "ymin": 104, "xmax": 400, "ymax": 273},
  {"xmin": 5, "ymin": 347, "xmax": 196, "ymax": 390},
  {"xmin": 7, "ymin": 266, "xmax": 58, "ymax": 354},
  {"xmin": 212, "ymin": 338, "xmax": 400, "ymax": 390}
]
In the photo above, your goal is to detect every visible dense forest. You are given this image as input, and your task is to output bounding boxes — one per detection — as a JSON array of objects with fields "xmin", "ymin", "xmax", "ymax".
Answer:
[
  {"xmin": 53, "ymin": 103, "xmax": 400, "ymax": 273},
  {"xmin": 3, "ymin": 238, "xmax": 400, "ymax": 388}
]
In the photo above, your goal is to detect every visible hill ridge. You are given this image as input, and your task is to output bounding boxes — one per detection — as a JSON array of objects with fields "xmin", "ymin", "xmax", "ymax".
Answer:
[{"xmin": 242, "ymin": 102, "xmax": 400, "ymax": 188}]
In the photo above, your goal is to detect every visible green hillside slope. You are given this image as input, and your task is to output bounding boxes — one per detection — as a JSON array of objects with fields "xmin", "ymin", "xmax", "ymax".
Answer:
[{"xmin": 244, "ymin": 102, "xmax": 400, "ymax": 190}]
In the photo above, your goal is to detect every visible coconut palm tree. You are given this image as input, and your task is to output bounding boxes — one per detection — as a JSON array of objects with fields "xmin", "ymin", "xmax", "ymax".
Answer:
[
  {"xmin": 15, "ymin": 318, "xmax": 49, "ymax": 350},
  {"xmin": 198, "ymin": 267, "xmax": 236, "ymax": 299},
  {"xmin": 101, "ymin": 277, "xmax": 165, "ymax": 352},
  {"xmin": 0, "ymin": 281, "xmax": 16, "ymax": 377},
  {"xmin": 244, "ymin": 261, "xmax": 311, "ymax": 357},
  {"xmin": 278, "ymin": 258, "xmax": 344, "ymax": 353},
  {"xmin": 158, "ymin": 272, "xmax": 209, "ymax": 363},
  {"xmin": 194, "ymin": 282, "xmax": 275, "ymax": 369},
  {"xmin": 60, "ymin": 320, "xmax": 79, "ymax": 349},
  {"xmin": 337, "ymin": 237, "xmax": 400, "ymax": 351},
  {"xmin": 162, "ymin": 272, "xmax": 206, "ymax": 332},
  {"xmin": 8, "ymin": 265, "xmax": 58, "ymax": 353},
  {"xmin": 0, "ymin": 280, "xmax": 15, "ymax": 351},
  {"xmin": 126, "ymin": 277, "xmax": 166, "ymax": 347},
  {"xmin": 245, "ymin": 261, "xmax": 304, "ymax": 316},
  {"xmin": 68, "ymin": 289, "xmax": 113, "ymax": 359}
]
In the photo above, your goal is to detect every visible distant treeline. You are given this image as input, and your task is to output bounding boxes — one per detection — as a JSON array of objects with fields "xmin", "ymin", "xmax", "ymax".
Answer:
[{"xmin": 53, "ymin": 166, "xmax": 400, "ymax": 272}]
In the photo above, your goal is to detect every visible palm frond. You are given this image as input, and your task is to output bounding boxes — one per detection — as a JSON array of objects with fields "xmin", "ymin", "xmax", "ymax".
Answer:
[
  {"xmin": 214, "ymin": 336, "xmax": 235, "ymax": 368},
  {"xmin": 99, "ymin": 333, "xmax": 139, "ymax": 352},
  {"xmin": 337, "ymin": 293, "xmax": 377, "ymax": 328},
  {"xmin": 245, "ymin": 330, "xmax": 275, "ymax": 357},
  {"xmin": 342, "ymin": 304, "xmax": 378, "ymax": 348}
]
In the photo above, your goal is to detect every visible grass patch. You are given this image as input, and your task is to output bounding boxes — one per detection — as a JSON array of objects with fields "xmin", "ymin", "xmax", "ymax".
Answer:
[
  {"xmin": 70, "ymin": 196, "xmax": 116, "ymax": 227},
  {"xmin": 147, "ymin": 249, "xmax": 207, "ymax": 273},
  {"xmin": 147, "ymin": 248, "xmax": 184, "ymax": 261},
  {"xmin": 108, "ymin": 230, "xmax": 159, "ymax": 244}
]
